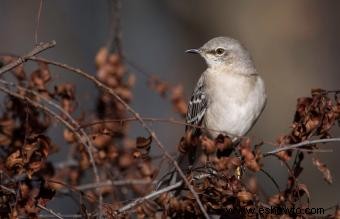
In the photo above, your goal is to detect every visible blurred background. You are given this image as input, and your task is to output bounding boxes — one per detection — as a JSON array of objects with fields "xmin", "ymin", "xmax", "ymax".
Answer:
[{"xmin": 0, "ymin": 0, "xmax": 339, "ymax": 214}]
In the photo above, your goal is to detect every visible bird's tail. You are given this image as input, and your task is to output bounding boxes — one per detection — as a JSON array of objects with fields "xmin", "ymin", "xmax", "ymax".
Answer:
[{"xmin": 170, "ymin": 143, "xmax": 199, "ymax": 185}]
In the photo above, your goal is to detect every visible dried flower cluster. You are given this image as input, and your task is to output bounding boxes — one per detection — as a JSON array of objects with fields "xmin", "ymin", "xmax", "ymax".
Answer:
[
  {"xmin": 0, "ymin": 47, "xmax": 339, "ymax": 219},
  {"xmin": 276, "ymin": 89, "xmax": 340, "ymax": 161},
  {"xmin": 0, "ymin": 56, "xmax": 65, "ymax": 217}
]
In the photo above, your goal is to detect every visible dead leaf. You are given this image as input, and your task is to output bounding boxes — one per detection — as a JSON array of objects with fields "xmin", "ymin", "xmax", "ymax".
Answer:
[
  {"xmin": 296, "ymin": 183, "xmax": 310, "ymax": 205},
  {"xmin": 312, "ymin": 157, "xmax": 333, "ymax": 184},
  {"xmin": 237, "ymin": 191, "xmax": 253, "ymax": 202},
  {"xmin": 136, "ymin": 136, "xmax": 152, "ymax": 150}
]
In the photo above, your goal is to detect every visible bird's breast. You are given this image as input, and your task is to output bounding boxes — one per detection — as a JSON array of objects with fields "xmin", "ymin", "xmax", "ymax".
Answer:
[{"xmin": 204, "ymin": 73, "xmax": 266, "ymax": 138}]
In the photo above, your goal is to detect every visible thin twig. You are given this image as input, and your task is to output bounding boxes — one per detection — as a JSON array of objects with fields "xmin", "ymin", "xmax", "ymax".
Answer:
[
  {"xmin": 0, "ymin": 184, "xmax": 15, "ymax": 194},
  {"xmin": 326, "ymin": 90, "xmax": 340, "ymax": 94},
  {"xmin": 107, "ymin": 0, "xmax": 123, "ymax": 57},
  {"xmin": 76, "ymin": 116, "xmax": 240, "ymax": 138},
  {"xmin": 0, "ymin": 41, "xmax": 55, "ymax": 76},
  {"xmin": 35, "ymin": 0, "xmax": 44, "ymax": 44},
  {"xmin": 260, "ymin": 169, "xmax": 280, "ymax": 193},
  {"xmin": 77, "ymin": 179, "xmax": 154, "ymax": 190},
  {"xmin": 264, "ymin": 138, "xmax": 340, "ymax": 156},
  {"xmin": 57, "ymin": 179, "xmax": 154, "ymax": 193},
  {"xmin": 38, "ymin": 214, "xmax": 84, "ymax": 218},
  {"xmin": 27, "ymin": 56, "xmax": 210, "ymax": 219},
  {"xmin": 37, "ymin": 204, "xmax": 64, "ymax": 219},
  {"xmin": 116, "ymin": 181, "xmax": 183, "ymax": 214},
  {"xmin": 296, "ymin": 148, "xmax": 333, "ymax": 153}
]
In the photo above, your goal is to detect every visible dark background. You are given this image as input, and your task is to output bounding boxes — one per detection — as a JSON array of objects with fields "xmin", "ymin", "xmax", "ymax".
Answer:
[{"xmin": 0, "ymin": 0, "xmax": 339, "ymax": 214}]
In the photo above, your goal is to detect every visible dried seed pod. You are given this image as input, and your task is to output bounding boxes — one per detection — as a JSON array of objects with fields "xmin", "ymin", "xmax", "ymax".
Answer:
[
  {"xmin": 312, "ymin": 157, "xmax": 333, "ymax": 184},
  {"xmin": 213, "ymin": 156, "xmax": 241, "ymax": 172},
  {"xmin": 136, "ymin": 136, "xmax": 152, "ymax": 150},
  {"xmin": 95, "ymin": 47, "xmax": 109, "ymax": 67},
  {"xmin": 148, "ymin": 76, "xmax": 168, "ymax": 97},
  {"xmin": 92, "ymin": 134, "xmax": 112, "ymax": 149},
  {"xmin": 138, "ymin": 162, "xmax": 156, "ymax": 178},
  {"xmin": 268, "ymin": 193, "xmax": 285, "ymax": 206},
  {"xmin": 200, "ymin": 135, "xmax": 216, "ymax": 155},
  {"xmin": 215, "ymin": 135, "xmax": 233, "ymax": 151},
  {"xmin": 240, "ymin": 139, "xmax": 261, "ymax": 172},
  {"xmin": 246, "ymin": 176, "xmax": 258, "ymax": 194},
  {"xmin": 108, "ymin": 53, "xmax": 120, "ymax": 65},
  {"xmin": 171, "ymin": 85, "xmax": 187, "ymax": 116},
  {"xmin": 333, "ymin": 206, "xmax": 340, "ymax": 219},
  {"xmin": 63, "ymin": 129, "xmax": 76, "ymax": 143},
  {"xmin": 118, "ymin": 153, "xmax": 134, "ymax": 169},
  {"xmin": 107, "ymin": 145, "xmax": 118, "ymax": 160}
]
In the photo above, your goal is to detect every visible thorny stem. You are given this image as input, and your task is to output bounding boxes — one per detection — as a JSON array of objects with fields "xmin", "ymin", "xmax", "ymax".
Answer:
[{"xmin": 27, "ymin": 56, "xmax": 210, "ymax": 219}]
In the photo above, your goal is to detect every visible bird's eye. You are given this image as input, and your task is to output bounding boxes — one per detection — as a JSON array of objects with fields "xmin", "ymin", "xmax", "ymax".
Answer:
[{"xmin": 215, "ymin": 48, "xmax": 225, "ymax": 55}]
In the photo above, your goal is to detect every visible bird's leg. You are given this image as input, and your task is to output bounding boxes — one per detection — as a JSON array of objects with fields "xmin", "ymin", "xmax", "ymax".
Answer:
[{"xmin": 233, "ymin": 138, "xmax": 244, "ymax": 180}]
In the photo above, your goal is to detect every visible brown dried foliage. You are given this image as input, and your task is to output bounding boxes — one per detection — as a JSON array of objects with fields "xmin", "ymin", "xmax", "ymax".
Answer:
[{"xmin": 0, "ymin": 49, "xmax": 339, "ymax": 219}]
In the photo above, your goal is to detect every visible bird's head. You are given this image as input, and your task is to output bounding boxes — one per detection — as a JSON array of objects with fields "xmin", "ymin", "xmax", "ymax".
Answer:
[{"xmin": 186, "ymin": 36, "xmax": 255, "ymax": 73}]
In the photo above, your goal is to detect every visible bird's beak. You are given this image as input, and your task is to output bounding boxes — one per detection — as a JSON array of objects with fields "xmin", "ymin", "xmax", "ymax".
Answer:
[{"xmin": 185, "ymin": 48, "xmax": 200, "ymax": 54}]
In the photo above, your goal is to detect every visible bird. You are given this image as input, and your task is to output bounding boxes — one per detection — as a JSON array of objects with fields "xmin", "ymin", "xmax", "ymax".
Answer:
[{"xmin": 181, "ymin": 36, "xmax": 267, "ymax": 169}]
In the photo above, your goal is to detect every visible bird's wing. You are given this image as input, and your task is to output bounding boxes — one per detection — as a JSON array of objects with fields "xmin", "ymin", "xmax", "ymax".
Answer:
[{"xmin": 185, "ymin": 75, "xmax": 207, "ymax": 132}]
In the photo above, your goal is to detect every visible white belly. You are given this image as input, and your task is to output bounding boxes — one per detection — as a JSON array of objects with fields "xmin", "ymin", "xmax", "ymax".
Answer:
[{"xmin": 204, "ymin": 74, "xmax": 266, "ymax": 138}]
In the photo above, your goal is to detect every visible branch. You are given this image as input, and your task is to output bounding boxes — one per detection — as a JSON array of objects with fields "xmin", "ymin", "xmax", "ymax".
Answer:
[
  {"xmin": 76, "ymin": 179, "xmax": 154, "ymax": 190},
  {"xmin": 106, "ymin": 0, "xmax": 123, "ymax": 57},
  {"xmin": 264, "ymin": 138, "xmax": 340, "ymax": 156},
  {"xmin": 38, "ymin": 214, "xmax": 87, "ymax": 218},
  {"xmin": 35, "ymin": 0, "xmax": 44, "ymax": 44},
  {"xmin": 27, "ymin": 56, "xmax": 210, "ymax": 219},
  {"xmin": 116, "ymin": 181, "xmax": 183, "ymax": 214},
  {"xmin": 37, "ymin": 204, "xmax": 64, "ymax": 219},
  {"xmin": 55, "ymin": 179, "xmax": 154, "ymax": 193},
  {"xmin": 76, "ymin": 116, "xmax": 240, "ymax": 138},
  {"xmin": 115, "ymin": 172, "xmax": 213, "ymax": 214},
  {"xmin": 0, "ymin": 41, "xmax": 56, "ymax": 76}
]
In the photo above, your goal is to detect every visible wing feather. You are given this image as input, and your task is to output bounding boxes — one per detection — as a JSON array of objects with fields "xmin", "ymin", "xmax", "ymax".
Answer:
[{"xmin": 185, "ymin": 75, "xmax": 207, "ymax": 133}]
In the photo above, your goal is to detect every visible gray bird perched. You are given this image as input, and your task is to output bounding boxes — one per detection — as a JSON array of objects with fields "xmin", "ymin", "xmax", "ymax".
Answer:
[{"xmin": 182, "ymin": 36, "xmax": 267, "ymax": 167}]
